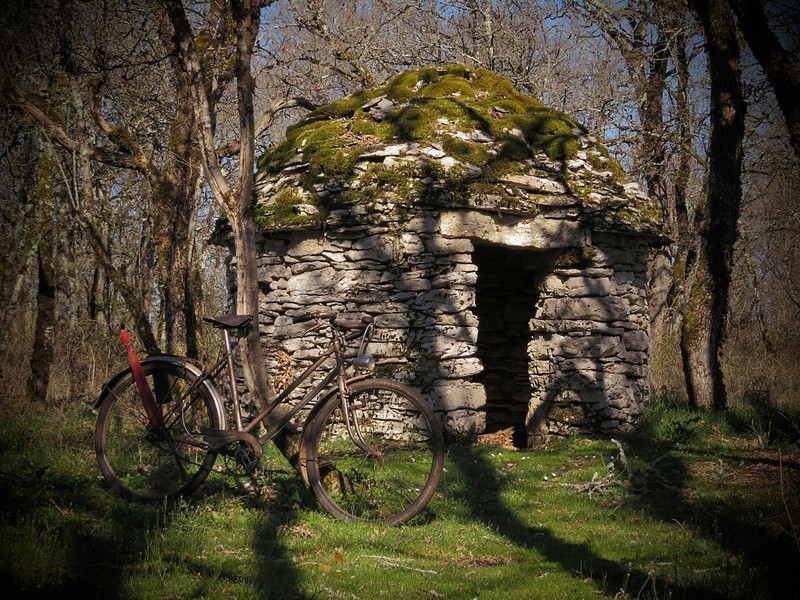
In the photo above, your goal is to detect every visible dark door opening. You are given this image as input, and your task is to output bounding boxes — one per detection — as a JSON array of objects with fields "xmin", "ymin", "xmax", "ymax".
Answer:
[{"xmin": 472, "ymin": 243, "xmax": 547, "ymax": 446}]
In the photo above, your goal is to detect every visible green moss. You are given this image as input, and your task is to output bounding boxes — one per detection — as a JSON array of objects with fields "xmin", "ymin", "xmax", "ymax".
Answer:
[
  {"xmin": 349, "ymin": 119, "xmax": 381, "ymax": 139},
  {"xmin": 307, "ymin": 92, "xmax": 372, "ymax": 120},
  {"xmin": 385, "ymin": 71, "xmax": 420, "ymax": 103},
  {"xmin": 549, "ymin": 403, "xmax": 588, "ymax": 425},
  {"xmin": 615, "ymin": 199, "xmax": 662, "ymax": 230},
  {"xmin": 108, "ymin": 126, "xmax": 139, "ymax": 153},
  {"xmin": 386, "ymin": 69, "xmax": 421, "ymax": 90},
  {"xmin": 258, "ymin": 64, "xmax": 585, "ymax": 178},
  {"xmin": 365, "ymin": 162, "xmax": 422, "ymax": 191},
  {"xmin": 528, "ymin": 112, "xmax": 580, "ymax": 158},
  {"xmin": 682, "ymin": 260, "xmax": 709, "ymax": 338},
  {"xmin": 672, "ymin": 255, "xmax": 687, "ymax": 288},
  {"xmin": 586, "ymin": 145, "xmax": 626, "ymax": 183},
  {"xmin": 254, "ymin": 188, "xmax": 319, "ymax": 230},
  {"xmin": 381, "ymin": 106, "xmax": 430, "ymax": 141},
  {"xmin": 419, "ymin": 76, "xmax": 475, "ymax": 100},
  {"xmin": 486, "ymin": 104, "xmax": 585, "ymax": 160},
  {"xmin": 252, "ymin": 64, "xmax": 653, "ymax": 233},
  {"xmin": 441, "ymin": 135, "xmax": 488, "ymax": 165},
  {"xmin": 472, "ymin": 69, "xmax": 517, "ymax": 99},
  {"xmin": 260, "ymin": 120, "xmax": 367, "ymax": 181},
  {"xmin": 482, "ymin": 138, "xmax": 533, "ymax": 180},
  {"xmin": 386, "ymin": 85, "xmax": 416, "ymax": 104}
]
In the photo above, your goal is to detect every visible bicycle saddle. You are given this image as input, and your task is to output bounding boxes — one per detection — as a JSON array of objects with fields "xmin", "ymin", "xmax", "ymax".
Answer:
[{"xmin": 203, "ymin": 315, "xmax": 253, "ymax": 330}]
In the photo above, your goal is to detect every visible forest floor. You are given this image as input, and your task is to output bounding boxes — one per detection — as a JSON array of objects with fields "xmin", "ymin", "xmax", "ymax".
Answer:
[{"xmin": 1, "ymin": 395, "xmax": 798, "ymax": 599}]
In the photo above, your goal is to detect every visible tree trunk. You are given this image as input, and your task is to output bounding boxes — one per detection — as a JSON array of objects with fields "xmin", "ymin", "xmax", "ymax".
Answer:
[
  {"xmin": 155, "ymin": 0, "xmax": 304, "ymax": 470},
  {"xmin": 578, "ymin": 2, "xmax": 675, "ymax": 336},
  {"xmin": 683, "ymin": 0, "xmax": 746, "ymax": 411},
  {"xmin": 25, "ymin": 146, "xmax": 57, "ymax": 402},
  {"xmin": 151, "ymin": 79, "xmax": 203, "ymax": 357},
  {"xmin": 680, "ymin": 255, "xmax": 723, "ymax": 410},
  {"xmin": 230, "ymin": 0, "xmax": 303, "ymax": 469},
  {"xmin": 230, "ymin": 206, "xmax": 302, "ymax": 468},
  {"xmin": 74, "ymin": 137, "xmax": 161, "ymax": 354}
]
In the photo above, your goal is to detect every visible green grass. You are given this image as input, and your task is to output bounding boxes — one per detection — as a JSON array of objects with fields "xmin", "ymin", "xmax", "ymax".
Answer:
[{"xmin": 1, "ymin": 398, "xmax": 798, "ymax": 599}]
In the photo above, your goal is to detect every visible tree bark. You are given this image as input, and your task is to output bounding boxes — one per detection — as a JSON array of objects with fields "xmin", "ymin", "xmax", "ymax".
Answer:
[
  {"xmin": 25, "ymin": 146, "xmax": 57, "ymax": 402},
  {"xmin": 1, "ymin": 3, "xmax": 204, "ymax": 359},
  {"xmin": 156, "ymin": 0, "xmax": 305, "ymax": 469},
  {"xmin": 682, "ymin": 0, "xmax": 746, "ymax": 410}
]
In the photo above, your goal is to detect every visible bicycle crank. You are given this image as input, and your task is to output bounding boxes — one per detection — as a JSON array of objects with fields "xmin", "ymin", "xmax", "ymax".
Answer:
[{"xmin": 201, "ymin": 427, "xmax": 263, "ymax": 459}]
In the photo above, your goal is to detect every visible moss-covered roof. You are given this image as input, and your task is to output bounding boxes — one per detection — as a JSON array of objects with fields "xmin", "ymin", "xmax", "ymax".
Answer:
[{"xmin": 253, "ymin": 65, "xmax": 662, "ymax": 237}]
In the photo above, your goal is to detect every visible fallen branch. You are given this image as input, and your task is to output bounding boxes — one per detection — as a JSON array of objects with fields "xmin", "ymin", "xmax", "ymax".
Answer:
[{"xmin": 357, "ymin": 555, "xmax": 438, "ymax": 575}]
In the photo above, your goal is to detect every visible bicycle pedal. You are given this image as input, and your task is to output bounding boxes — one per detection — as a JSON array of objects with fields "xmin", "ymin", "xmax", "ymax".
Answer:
[
  {"xmin": 201, "ymin": 427, "xmax": 263, "ymax": 458},
  {"xmin": 241, "ymin": 478, "xmax": 261, "ymax": 496}
]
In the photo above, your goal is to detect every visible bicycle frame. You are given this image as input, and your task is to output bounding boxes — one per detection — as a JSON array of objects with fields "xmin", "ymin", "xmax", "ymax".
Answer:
[
  {"xmin": 95, "ymin": 312, "xmax": 443, "ymax": 524},
  {"xmin": 203, "ymin": 319, "xmax": 372, "ymax": 448}
]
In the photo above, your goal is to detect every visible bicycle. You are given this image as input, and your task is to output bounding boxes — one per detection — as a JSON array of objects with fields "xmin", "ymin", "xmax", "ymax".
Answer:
[{"xmin": 94, "ymin": 312, "xmax": 444, "ymax": 525}]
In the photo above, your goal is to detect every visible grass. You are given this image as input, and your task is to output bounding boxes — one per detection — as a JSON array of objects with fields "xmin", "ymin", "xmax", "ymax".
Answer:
[{"xmin": 1, "ymin": 397, "xmax": 798, "ymax": 599}]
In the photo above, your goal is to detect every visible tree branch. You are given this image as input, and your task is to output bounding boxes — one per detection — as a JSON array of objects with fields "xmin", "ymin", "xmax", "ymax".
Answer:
[
  {"xmin": 154, "ymin": 0, "xmax": 232, "ymax": 206},
  {"xmin": 255, "ymin": 96, "xmax": 318, "ymax": 140}
]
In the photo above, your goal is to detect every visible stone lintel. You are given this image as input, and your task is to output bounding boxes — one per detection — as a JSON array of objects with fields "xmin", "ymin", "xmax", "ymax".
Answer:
[{"xmin": 438, "ymin": 209, "xmax": 585, "ymax": 248}]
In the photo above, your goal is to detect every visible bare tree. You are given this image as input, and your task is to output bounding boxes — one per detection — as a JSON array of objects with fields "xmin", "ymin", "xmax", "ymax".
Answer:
[
  {"xmin": 1, "ymin": 0, "xmax": 204, "ymax": 356},
  {"xmin": 681, "ymin": 0, "xmax": 746, "ymax": 410},
  {"xmin": 153, "ymin": 0, "xmax": 311, "ymax": 467},
  {"xmin": 730, "ymin": 0, "xmax": 800, "ymax": 160}
]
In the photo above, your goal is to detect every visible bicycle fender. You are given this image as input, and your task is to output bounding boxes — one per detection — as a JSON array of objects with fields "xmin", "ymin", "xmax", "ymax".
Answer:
[
  {"xmin": 298, "ymin": 373, "xmax": 374, "ymax": 487},
  {"xmin": 301, "ymin": 373, "xmax": 374, "ymax": 432},
  {"xmin": 94, "ymin": 355, "xmax": 228, "ymax": 430}
]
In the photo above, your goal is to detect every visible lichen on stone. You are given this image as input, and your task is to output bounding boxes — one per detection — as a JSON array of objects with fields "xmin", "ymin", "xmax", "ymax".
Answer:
[{"xmin": 253, "ymin": 64, "xmax": 662, "ymax": 236}]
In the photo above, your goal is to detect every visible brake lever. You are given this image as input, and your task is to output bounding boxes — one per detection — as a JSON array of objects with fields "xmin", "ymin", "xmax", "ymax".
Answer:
[{"xmin": 357, "ymin": 322, "xmax": 375, "ymax": 356}]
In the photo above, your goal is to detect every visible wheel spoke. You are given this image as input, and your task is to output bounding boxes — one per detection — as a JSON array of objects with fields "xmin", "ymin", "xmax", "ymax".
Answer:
[
  {"xmin": 95, "ymin": 361, "xmax": 220, "ymax": 501},
  {"xmin": 307, "ymin": 379, "xmax": 443, "ymax": 525}
]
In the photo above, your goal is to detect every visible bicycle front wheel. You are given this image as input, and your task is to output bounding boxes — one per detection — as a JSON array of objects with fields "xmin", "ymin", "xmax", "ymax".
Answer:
[
  {"xmin": 306, "ymin": 379, "xmax": 444, "ymax": 525},
  {"xmin": 95, "ymin": 361, "xmax": 221, "ymax": 502}
]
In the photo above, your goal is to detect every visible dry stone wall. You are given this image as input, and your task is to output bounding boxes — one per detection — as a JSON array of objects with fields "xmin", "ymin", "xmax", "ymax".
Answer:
[
  {"xmin": 227, "ymin": 65, "xmax": 666, "ymax": 446},
  {"xmin": 237, "ymin": 198, "xmax": 653, "ymax": 446},
  {"xmin": 526, "ymin": 233, "xmax": 651, "ymax": 444}
]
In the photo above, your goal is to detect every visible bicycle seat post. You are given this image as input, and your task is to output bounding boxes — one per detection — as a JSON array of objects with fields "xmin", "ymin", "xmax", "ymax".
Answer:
[{"xmin": 224, "ymin": 328, "xmax": 244, "ymax": 431}]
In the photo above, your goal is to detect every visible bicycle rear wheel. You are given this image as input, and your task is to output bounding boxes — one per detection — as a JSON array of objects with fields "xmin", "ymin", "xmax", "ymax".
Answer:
[
  {"xmin": 306, "ymin": 379, "xmax": 444, "ymax": 525},
  {"xmin": 95, "ymin": 361, "xmax": 221, "ymax": 502}
]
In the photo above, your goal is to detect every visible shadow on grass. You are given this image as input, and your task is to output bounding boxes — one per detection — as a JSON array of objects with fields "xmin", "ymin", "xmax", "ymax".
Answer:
[
  {"xmin": 623, "ymin": 409, "xmax": 800, "ymax": 598},
  {"xmin": 0, "ymin": 440, "xmax": 304, "ymax": 600},
  {"xmin": 447, "ymin": 443, "xmax": 728, "ymax": 600},
  {"xmin": 248, "ymin": 470, "xmax": 309, "ymax": 600}
]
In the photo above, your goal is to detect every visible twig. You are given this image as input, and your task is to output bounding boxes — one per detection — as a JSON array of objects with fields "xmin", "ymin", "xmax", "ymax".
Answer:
[
  {"xmin": 779, "ymin": 454, "xmax": 800, "ymax": 557},
  {"xmin": 357, "ymin": 555, "xmax": 438, "ymax": 575}
]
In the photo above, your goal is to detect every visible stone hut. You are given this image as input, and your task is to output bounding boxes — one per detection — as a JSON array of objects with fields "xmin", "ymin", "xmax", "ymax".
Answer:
[{"xmin": 227, "ymin": 65, "xmax": 664, "ymax": 447}]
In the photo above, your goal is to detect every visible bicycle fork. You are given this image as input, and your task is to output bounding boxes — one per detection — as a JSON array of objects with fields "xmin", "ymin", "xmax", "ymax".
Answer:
[{"xmin": 333, "ymin": 335, "xmax": 374, "ymax": 456}]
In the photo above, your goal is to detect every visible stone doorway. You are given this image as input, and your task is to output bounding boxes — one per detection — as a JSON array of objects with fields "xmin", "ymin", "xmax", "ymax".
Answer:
[{"xmin": 472, "ymin": 243, "xmax": 548, "ymax": 446}]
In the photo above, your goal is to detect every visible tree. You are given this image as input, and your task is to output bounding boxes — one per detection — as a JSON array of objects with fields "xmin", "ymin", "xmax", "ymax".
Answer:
[
  {"xmin": 1, "ymin": 0, "xmax": 203, "ymax": 356},
  {"xmin": 730, "ymin": 0, "xmax": 800, "ymax": 160},
  {"xmin": 567, "ymin": 1, "xmax": 694, "ymax": 333},
  {"xmin": 682, "ymin": 0, "xmax": 746, "ymax": 410},
  {"xmin": 154, "ymin": 0, "xmax": 306, "ymax": 467}
]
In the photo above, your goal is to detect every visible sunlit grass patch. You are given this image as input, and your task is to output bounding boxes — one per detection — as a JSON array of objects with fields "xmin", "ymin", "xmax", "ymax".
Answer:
[{"xmin": 0, "ymin": 399, "xmax": 798, "ymax": 599}]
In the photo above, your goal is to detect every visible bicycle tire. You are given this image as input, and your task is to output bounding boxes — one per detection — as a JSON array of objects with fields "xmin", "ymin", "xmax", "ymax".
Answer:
[
  {"xmin": 95, "ymin": 360, "xmax": 221, "ymax": 502},
  {"xmin": 305, "ymin": 379, "xmax": 444, "ymax": 525}
]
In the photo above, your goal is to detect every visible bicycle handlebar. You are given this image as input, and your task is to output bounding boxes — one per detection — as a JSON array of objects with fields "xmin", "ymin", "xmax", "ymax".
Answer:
[{"xmin": 291, "ymin": 312, "xmax": 373, "ymax": 331}]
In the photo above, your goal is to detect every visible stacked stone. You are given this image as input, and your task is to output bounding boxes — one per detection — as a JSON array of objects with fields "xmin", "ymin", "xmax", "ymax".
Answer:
[
  {"xmin": 252, "ymin": 97, "xmax": 659, "ymax": 241},
  {"xmin": 237, "ymin": 199, "xmax": 653, "ymax": 443},
  {"xmin": 243, "ymin": 201, "xmax": 488, "ymax": 435},
  {"xmin": 225, "ymin": 68, "xmax": 665, "ymax": 445},
  {"xmin": 526, "ymin": 235, "xmax": 651, "ymax": 443}
]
